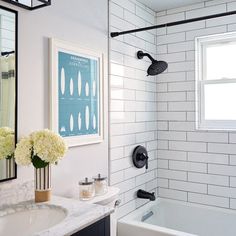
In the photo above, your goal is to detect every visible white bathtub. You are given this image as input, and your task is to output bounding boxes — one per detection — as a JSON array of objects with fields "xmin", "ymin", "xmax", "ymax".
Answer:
[{"xmin": 118, "ymin": 198, "xmax": 236, "ymax": 236}]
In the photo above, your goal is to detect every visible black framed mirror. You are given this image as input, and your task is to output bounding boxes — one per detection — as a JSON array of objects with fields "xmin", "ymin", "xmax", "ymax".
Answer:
[{"xmin": 0, "ymin": 5, "xmax": 17, "ymax": 182}]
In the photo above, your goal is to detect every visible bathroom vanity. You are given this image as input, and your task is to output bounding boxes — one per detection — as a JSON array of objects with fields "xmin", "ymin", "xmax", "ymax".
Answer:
[
  {"xmin": 0, "ymin": 196, "xmax": 113, "ymax": 236},
  {"xmin": 72, "ymin": 216, "xmax": 110, "ymax": 236}
]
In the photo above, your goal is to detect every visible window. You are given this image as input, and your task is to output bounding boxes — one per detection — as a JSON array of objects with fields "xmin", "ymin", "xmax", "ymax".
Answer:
[{"xmin": 196, "ymin": 32, "xmax": 236, "ymax": 130}]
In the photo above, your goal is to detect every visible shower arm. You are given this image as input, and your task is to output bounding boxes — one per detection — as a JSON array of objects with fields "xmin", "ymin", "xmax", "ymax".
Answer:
[
  {"xmin": 137, "ymin": 51, "xmax": 155, "ymax": 62},
  {"xmin": 143, "ymin": 53, "xmax": 155, "ymax": 62}
]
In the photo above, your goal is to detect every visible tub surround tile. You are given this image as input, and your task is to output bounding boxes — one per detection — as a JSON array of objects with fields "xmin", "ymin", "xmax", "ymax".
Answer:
[
  {"xmin": 159, "ymin": 188, "xmax": 188, "ymax": 201},
  {"xmin": 188, "ymin": 193, "xmax": 229, "ymax": 208},
  {"xmin": 155, "ymin": 0, "xmax": 236, "ymax": 212},
  {"xmin": 109, "ymin": 0, "xmax": 159, "ymax": 218},
  {"xmin": 109, "ymin": 0, "xmax": 236, "ymax": 217},
  {"xmin": 153, "ymin": 0, "xmax": 236, "ymax": 212}
]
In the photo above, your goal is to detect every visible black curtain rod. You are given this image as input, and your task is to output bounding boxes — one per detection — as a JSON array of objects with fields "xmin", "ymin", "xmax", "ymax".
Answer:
[{"xmin": 111, "ymin": 10, "xmax": 236, "ymax": 38}]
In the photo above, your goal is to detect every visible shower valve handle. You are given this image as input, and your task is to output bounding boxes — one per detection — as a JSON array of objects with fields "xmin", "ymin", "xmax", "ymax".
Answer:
[
  {"xmin": 132, "ymin": 146, "xmax": 149, "ymax": 170},
  {"xmin": 137, "ymin": 153, "xmax": 149, "ymax": 169}
]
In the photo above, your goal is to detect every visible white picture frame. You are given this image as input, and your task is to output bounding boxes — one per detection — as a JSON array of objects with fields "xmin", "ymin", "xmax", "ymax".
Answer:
[{"xmin": 50, "ymin": 38, "xmax": 104, "ymax": 147}]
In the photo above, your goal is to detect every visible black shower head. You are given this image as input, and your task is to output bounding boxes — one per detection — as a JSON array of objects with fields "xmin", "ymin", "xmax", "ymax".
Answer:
[
  {"xmin": 147, "ymin": 60, "xmax": 168, "ymax": 76},
  {"xmin": 137, "ymin": 50, "xmax": 168, "ymax": 76}
]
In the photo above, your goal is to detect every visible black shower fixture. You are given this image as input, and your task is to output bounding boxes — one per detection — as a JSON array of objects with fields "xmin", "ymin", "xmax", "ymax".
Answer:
[
  {"xmin": 111, "ymin": 10, "xmax": 236, "ymax": 38},
  {"xmin": 137, "ymin": 50, "xmax": 168, "ymax": 76},
  {"xmin": 132, "ymin": 145, "xmax": 149, "ymax": 169}
]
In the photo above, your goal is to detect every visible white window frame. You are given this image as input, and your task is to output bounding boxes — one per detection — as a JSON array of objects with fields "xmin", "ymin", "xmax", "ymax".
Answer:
[{"xmin": 196, "ymin": 32, "xmax": 236, "ymax": 130}]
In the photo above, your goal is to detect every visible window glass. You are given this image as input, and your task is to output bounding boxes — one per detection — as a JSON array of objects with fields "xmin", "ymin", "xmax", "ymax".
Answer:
[
  {"xmin": 196, "ymin": 32, "xmax": 236, "ymax": 130},
  {"xmin": 204, "ymin": 83, "xmax": 236, "ymax": 120},
  {"xmin": 205, "ymin": 42, "xmax": 236, "ymax": 80}
]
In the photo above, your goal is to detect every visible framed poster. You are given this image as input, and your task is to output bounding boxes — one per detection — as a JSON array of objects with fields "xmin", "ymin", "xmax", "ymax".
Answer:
[{"xmin": 50, "ymin": 39, "xmax": 104, "ymax": 147}]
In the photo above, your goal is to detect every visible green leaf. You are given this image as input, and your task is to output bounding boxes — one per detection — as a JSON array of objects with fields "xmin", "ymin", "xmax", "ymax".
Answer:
[
  {"xmin": 32, "ymin": 155, "xmax": 49, "ymax": 169},
  {"xmin": 6, "ymin": 154, "xmax": 14, "ymax": 160}
]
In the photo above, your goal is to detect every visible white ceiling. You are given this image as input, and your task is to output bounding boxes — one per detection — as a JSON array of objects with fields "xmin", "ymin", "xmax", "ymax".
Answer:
[{"xmin": 138, "ymin": 0, "xmax": 205, "ymax": 11}]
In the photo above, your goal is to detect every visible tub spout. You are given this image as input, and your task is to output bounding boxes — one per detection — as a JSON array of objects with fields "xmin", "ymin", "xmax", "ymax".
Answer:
[{"xmin": 137, "ymin": 189, "xmax": 156, "ymax": 201}]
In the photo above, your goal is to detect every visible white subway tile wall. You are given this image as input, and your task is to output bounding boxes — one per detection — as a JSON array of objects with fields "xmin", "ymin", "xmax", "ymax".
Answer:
[
  {"xmin": 156, "ymin": 0, "xmax": 236, "ymax": 210},
  {"xmin": 109, "ymin": 0, "xmax": 158, "ymax": 218},
  {"xmin": 109, "ymin": 0, "xmax": 236, "ymax": 218}
]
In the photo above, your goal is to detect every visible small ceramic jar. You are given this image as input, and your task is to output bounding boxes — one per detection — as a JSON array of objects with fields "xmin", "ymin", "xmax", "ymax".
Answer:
[
  {"xmin": 79, "ymin": 178, "xmax": 95, "ymax": 201},
  {"xmin": 93, "ymin": 174, "xmax": 108, "ymax": 196}
]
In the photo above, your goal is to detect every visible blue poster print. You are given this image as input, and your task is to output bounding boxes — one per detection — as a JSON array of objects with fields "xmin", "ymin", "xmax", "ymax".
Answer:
[{"xmin": 58, "ymin": 51, "xmax": 99, "ymax": 137}]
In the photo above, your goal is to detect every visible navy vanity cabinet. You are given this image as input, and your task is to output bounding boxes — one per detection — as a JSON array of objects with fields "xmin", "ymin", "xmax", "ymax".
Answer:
[{"xmin": 72, "ymin": 216, "xmax": 110, "ymax": 236}]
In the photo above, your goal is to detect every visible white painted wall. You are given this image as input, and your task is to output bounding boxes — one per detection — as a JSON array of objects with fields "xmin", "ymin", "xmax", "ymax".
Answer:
[
  {"xmin": 0, "ymin": 0, "xmax": 109, "ymax": 198},
  {"xmin": 156, "ymin": 0, "xmax": 236, "ymax": 210}
]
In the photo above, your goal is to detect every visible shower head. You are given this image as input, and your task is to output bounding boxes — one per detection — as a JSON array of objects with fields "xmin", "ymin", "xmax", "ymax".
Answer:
[
  {"xmin": 147, "ymin": 60, "xmax": 168, "ymax": 76},
  {"xmin": 137, "ymin": 50, "xmax": 168, "ymax": 76}
]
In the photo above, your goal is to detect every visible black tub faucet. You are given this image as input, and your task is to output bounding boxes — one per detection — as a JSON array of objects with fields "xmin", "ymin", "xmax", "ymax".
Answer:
[{"xmin": 137, "ymin": 189, "xmax": 156, "ymax": 201}]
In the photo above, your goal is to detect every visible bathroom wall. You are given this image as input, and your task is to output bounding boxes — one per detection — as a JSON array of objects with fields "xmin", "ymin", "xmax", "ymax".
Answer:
[
  {"xmin": 0, "ymin": 0, "xmax": 109, "ymax": 198},
  {"xmin": 2, "ymin": 0, "xmax": 236, "ymax": 217},
  {"xmin": 109, "ymin": 0, "xmax": 159, "ymax": 218},
  {"xmin": 156, "ymin": 0, "xmax": 236, "ymax": 210}
]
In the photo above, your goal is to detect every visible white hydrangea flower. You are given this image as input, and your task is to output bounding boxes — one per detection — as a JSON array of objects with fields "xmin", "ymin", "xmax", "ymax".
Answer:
[
  {"xmin": 31, "ymin": 129, "xmax": 67, "ymax": 164},
  {"xmin": 0, "ymin": 135, "xmax": 14, "ymax": 160},
  {"xmin": 0, "ymin": 127, "xmax": 15, "ymax": 160},
  {"xmin": 0, "ymin": 127, "xmax": 14, "ymax": 137},
  {"xmin": 15, "ymin": 137, "xmax": 32, "ymax": 166}
]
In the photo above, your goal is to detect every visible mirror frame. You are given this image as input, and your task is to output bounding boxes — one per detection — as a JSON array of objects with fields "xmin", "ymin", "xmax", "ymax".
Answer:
[{"xmin": 0, "ymin": 5, "xmax": 18, "ymax": 183}]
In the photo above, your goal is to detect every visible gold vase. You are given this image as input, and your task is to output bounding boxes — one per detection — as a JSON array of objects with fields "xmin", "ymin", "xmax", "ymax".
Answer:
[{"xmin": 34, "ymin": 165, "xmax": 51, "ymax": 203}]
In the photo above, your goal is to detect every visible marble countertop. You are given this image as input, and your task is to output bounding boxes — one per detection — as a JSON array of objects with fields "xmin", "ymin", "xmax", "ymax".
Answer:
[{"xmin": 0, "ymin": 196, "xmax": 114, "ymax": 236}]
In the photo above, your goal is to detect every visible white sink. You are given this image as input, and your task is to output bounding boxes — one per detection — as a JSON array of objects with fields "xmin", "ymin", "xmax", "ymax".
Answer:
[{"xmin": 0, "ymin": 206, "xmax": 67, "ymax": 236}]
